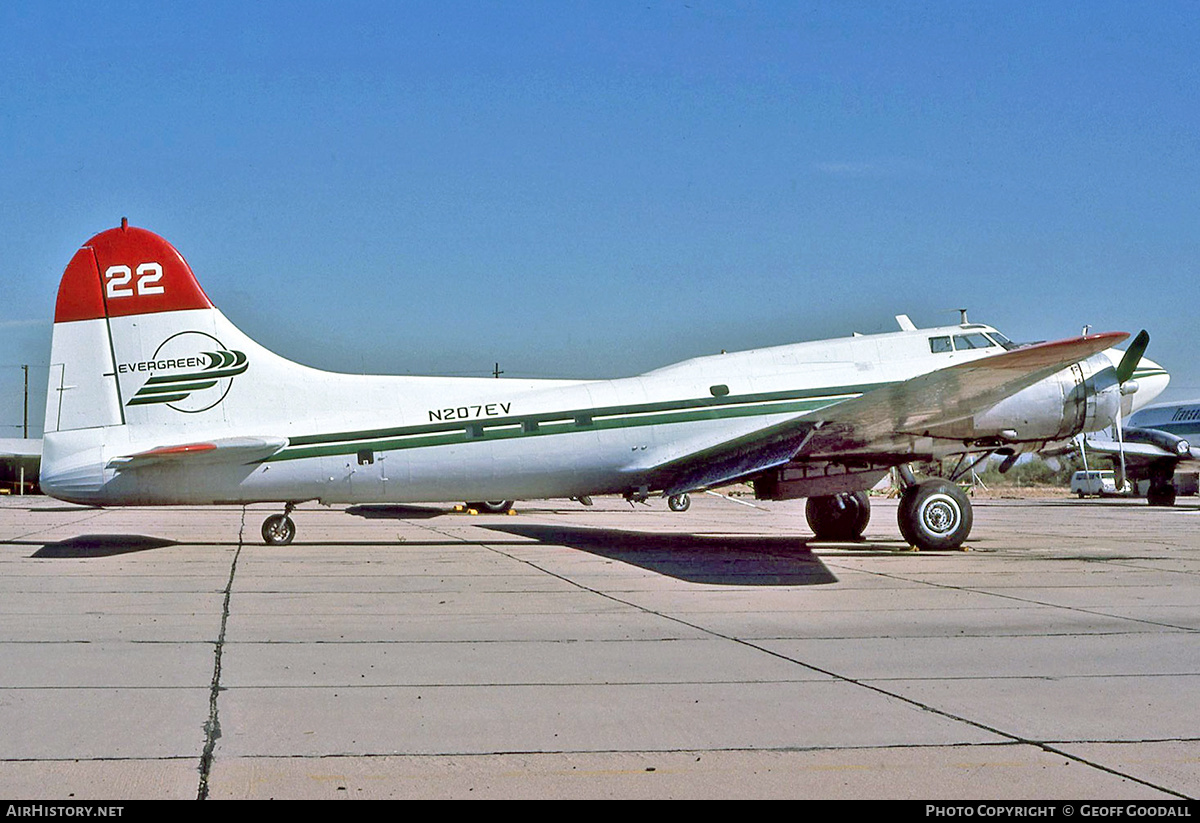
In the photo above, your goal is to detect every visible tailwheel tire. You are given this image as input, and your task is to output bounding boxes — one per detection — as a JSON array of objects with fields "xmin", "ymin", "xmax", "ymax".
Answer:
[
  {"xmin": 262, "ymin": 514, "xmax": 296, "ymax": 546},
  {"xmin": 469, "ymin": 500, "xmax": 514, "ymax": 513},
  {"xmin": 897, "ymin": 480, "xmax": 972, "ymax": 551},
  {"xmin": 805, "ymin": 490, "xmax": 871, "ymax": 541},
  {"xmin": 667, "ymin": 493, "xmax": 691, "ymax": 512}
]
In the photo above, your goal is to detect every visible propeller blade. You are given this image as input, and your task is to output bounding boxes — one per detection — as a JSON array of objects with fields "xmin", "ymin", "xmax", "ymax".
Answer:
[
  {"xmin": 1115, "ymin": 329, "xmax": 1150, "ymax": 384},
  {"xmin": 1114, "ymin": 406, "xmax": 1128, "ymax": 493}
]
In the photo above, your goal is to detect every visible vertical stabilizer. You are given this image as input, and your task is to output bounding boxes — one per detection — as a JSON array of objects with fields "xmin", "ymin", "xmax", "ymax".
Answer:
[{"xmin": 45, "ymin": 221, "xmax": 215, "ymax": 434}]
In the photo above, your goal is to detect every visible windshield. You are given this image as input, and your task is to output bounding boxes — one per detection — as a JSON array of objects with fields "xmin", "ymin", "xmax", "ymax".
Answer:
[{"xmin": 986, "ymin": 332, "xmax": 1019, "ymax": 351}]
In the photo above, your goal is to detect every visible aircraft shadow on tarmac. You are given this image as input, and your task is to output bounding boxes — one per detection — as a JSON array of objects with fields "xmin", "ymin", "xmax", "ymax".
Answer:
[
  {"xmin": 483, "ymin": 522, "xmax": 839, "ymax": 586},
  {"xmin": 31, "ymin": 534, "xmax": 178, "ymax": 558}
]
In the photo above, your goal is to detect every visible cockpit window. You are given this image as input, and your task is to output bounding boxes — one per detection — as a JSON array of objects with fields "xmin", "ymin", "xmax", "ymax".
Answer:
[
  {"xmin": 953, "ymin": 333, "xmax": 995, "ymax": 350},
  {"xmin": 987, "ymin": 332, "xmax": 1018, "ymax": 351},
  {"xmin": 929, "ymin": 336, "xmax": 952, "ymax": 353}
]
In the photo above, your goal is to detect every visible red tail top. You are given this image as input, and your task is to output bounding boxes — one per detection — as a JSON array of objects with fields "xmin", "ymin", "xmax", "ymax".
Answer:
[{"xmin": 54, "ymin": 222, "xmax": 213, "ymax": 323}]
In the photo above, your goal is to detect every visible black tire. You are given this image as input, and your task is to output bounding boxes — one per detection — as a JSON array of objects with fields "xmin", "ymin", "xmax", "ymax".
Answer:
[
  {"xmin": 667, "ymin": 493, "xmax": 691, "ymax": 512},
  {"xmin": 1147, "ymin": 484, "xmax": 1177, "ymax": 507},
  {"xmin": 469, "ymin": 500, "xmax": 514, "ymax": 513},
  {"xmin": 897, "ymin": 480, "xmax": 972, "ymax": 551},
  {"xmin": 805, "ymin": 491, "xmax": 871, "ymax": 541},
  {"xmin": 262, "ymin": 514, "xmax": 296, "ymax": 546}
]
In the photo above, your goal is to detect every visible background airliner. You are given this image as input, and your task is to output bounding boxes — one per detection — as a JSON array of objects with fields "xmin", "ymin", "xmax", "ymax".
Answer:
[
  {"xmin": 1084, "ymin": 398, "xmax": 1200, "ymax": 505},
  {"xmin": 41, "ymin": 221, "xmax": 1168, "ymax": 551}
]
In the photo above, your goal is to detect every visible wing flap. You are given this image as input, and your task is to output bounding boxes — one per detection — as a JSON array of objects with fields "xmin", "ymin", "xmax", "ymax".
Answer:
[
  {"xmin": 647, "ymin": 417, "xmax": 816, "ymax": 495},
  {"xmin": 108, "ymin": 436, "xmax": 287, "ymax": 471}
]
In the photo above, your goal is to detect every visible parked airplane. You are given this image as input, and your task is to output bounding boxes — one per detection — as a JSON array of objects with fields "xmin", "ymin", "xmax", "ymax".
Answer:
[
  {"xmin": 41, "ymin": 221, "xmax": 1169, "ymax": 550},
  {"xmin": 1083, "ymin": 398, "xmax": 1200, "ymax": 505}
]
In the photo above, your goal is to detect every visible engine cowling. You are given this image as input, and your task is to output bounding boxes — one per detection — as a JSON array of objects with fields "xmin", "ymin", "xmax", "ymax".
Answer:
[
  {"xmin": 1123, "ymin": 426, "xmax": 1191, "ymax": 456},
  {"xmin": 972, "ymin": 352, "xmax": 1121, "ymax": 442}
]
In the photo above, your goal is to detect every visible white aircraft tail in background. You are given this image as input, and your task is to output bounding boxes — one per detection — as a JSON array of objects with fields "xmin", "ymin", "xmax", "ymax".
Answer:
[{"xmin": 42, "ymin": 221, "xmax": 1168, "ymax": 550}]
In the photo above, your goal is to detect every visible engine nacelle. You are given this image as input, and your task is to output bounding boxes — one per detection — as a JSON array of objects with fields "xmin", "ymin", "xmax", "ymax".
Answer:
[
  {"xmin": 1123, "ymin": 426, "xmax": 1191, "ymax": 456},
  {"xmin": 972, "ymin": 352, "xmax": 1121, "ymax": 442}
]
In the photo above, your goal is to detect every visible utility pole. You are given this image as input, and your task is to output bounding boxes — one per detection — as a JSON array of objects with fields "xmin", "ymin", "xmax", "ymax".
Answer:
[
  {"xmin": 493, "ymin": 362, "xmax": 503, "ymax": 379},
  {"xmin": 20, "ymin": 365, "xmax": 28, "ymax": 495}
]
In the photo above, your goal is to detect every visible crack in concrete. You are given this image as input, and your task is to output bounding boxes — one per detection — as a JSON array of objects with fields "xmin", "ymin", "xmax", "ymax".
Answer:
[
  {"xmin": 417, "ymin": 520, "xmax": 1193, "ymax": 798},
  {"xmin": 196, "ymin": 506, "xmax": 246, "ymax": 800}
]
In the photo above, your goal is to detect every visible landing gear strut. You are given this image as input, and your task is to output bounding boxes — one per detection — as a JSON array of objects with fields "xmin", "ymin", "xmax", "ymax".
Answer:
[
  {"xmin": 262, "ymin": 502, "xmax": 297, "ymax": 545},
  {"xmin": 805, "ymin": 490, "xmax": 871, "ymax": 541}
]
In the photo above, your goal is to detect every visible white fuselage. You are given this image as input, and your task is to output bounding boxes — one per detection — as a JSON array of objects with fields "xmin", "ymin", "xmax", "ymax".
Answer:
[{"xmin": 40, "ymin": 306, "xmax": 1167, "ymax": 507}]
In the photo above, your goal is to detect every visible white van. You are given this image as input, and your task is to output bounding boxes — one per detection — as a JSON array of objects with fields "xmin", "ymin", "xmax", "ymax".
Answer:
[{"xmin": 1070, "ymin": 470, "xmax": 1119, "ymax": 497}]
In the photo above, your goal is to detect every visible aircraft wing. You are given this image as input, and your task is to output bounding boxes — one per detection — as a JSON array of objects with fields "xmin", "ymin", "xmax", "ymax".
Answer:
[
  {"xmin": 1082, "ymin": 439, "xmax": 1200, "ymax": 473},
  {"xmin": 797, "ymin": 332, "xmax": 1127, "ymax": 455},
  {"xmin": 107, "ymin": 436, "xmax": 288, "ymax": 472},
  {"xmin": 648, "ymin": 333, "xmax": 1128, "ymax": 495},
  {"xmin": 0, "ymin": 438, "xmax": 42, "ymax": 459}
]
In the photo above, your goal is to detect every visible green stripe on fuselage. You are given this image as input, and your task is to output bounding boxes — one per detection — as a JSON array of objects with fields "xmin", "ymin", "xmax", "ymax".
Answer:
[{"xmin": 268, "ymin": 385, "xmax": 879, "ymax": 462}]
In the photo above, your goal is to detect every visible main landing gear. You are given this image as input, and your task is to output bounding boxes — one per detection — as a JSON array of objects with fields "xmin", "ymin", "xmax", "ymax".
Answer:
[
  {"xmin": 465, "ymin": 500, "xmax": 515, "ymax": 514},
  {"xmin": 805, "ymin": 490, "xmax": 870, "ymax": 541},
  {"xmin": 1146, "ymin": 463, "xmax": 1177, "ymax": 507},
  {"xmin": 262, "ymin": 502, "xmax": 297, "ymax": 545},
  {"xmin": 896, "ymin": 479, "xmax": 972, "ymax": 551},
  {"xmin": 1147, "ymin": 481, "xmax": 1177, "ymax": 507},
  {"xmin": 804, "ymin": 477, "xmax": 973, "ymax": 551}
]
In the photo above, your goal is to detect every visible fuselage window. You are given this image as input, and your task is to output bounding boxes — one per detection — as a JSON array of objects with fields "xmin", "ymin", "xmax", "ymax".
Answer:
[
  {"xmin": 929, "ymin": 336, "xmax": 952, "ymax": 353},
  {"xmin": 953, "ymin": 333, "xmax": 995, "ymax": 350}
]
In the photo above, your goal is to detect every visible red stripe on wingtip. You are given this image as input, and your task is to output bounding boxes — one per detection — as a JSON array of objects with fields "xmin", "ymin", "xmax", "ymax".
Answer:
[
  {"xmin": 54, "ymin": 225, "xmax": 213, "ymax": 323},
  {"xmin": 966, "ymin": 331, "xmax": 1131, "ymax": 372},
  {"xmin": 138, "ymin": 443, "xmax": 218, "ymax": 458}
]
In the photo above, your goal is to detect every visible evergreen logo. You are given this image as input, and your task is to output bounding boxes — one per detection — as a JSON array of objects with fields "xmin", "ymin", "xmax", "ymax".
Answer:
[{"xmin": 123, "ymin": 331, "xmax": 248, "ymax": 413}]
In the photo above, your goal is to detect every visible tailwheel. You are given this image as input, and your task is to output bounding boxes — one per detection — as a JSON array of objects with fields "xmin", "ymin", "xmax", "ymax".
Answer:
[
  {"xmin": 667, "ymin": 493, "xmax": 691, "ymax": 512},
  {"xmin": 262, "ymin": 502, "xmax": 297, "ymax": 545},
  {"xmin": 805, "ymin": 491, "xmax": 871, "ymax": 541},
  {"xmin": 897, "ymin": 480, "xmax": 972, "ymax": 551},
  {"xmin": 261, "ymin": 514, "xmax": 295, "ymax": 545}
]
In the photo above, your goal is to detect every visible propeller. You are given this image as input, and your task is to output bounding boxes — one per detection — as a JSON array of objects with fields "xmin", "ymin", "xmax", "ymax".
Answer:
[
  {"xmin": 1115, "ymin": 329, "xmax": 1150, "ymax": 385},
  {"xmin": 1111, "ymin": 330, "xmax": 1149, "ymax": 492}
]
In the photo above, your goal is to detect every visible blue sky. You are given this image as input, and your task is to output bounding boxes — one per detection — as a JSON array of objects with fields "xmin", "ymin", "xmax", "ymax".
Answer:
[{"xmin": 2, "ymin": 1, "xmax": 1198, "ymax": 435}]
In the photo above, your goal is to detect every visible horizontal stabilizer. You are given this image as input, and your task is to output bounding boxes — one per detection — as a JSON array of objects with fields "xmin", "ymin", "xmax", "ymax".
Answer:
[{"xmin": 108, "ymin": 436, "xmax": 287, "ymax": 472}]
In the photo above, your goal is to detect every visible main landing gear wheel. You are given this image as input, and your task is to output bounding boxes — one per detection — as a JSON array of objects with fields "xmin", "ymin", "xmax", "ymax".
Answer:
[
  {"xmin": 1147, "ymin": 483, "xmax": 1177, "ymax": 507},
  {"xmin": 667, "ymin": 493, "xmax": 691, "ymax": 512},
  {"xmin": 468, "ymin": 500, "xmax": 514, "ymax": 513},
  {"xmin": 261, "ymin": 513, "xmax": 296, "ymax": 546},
  {"xmin": 805, "ymin": 490, "xmax": 871, "ymax": 541},
  {"xmin": 897, "ymin": 479, "xmax": 972, "ymax": 551}
]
